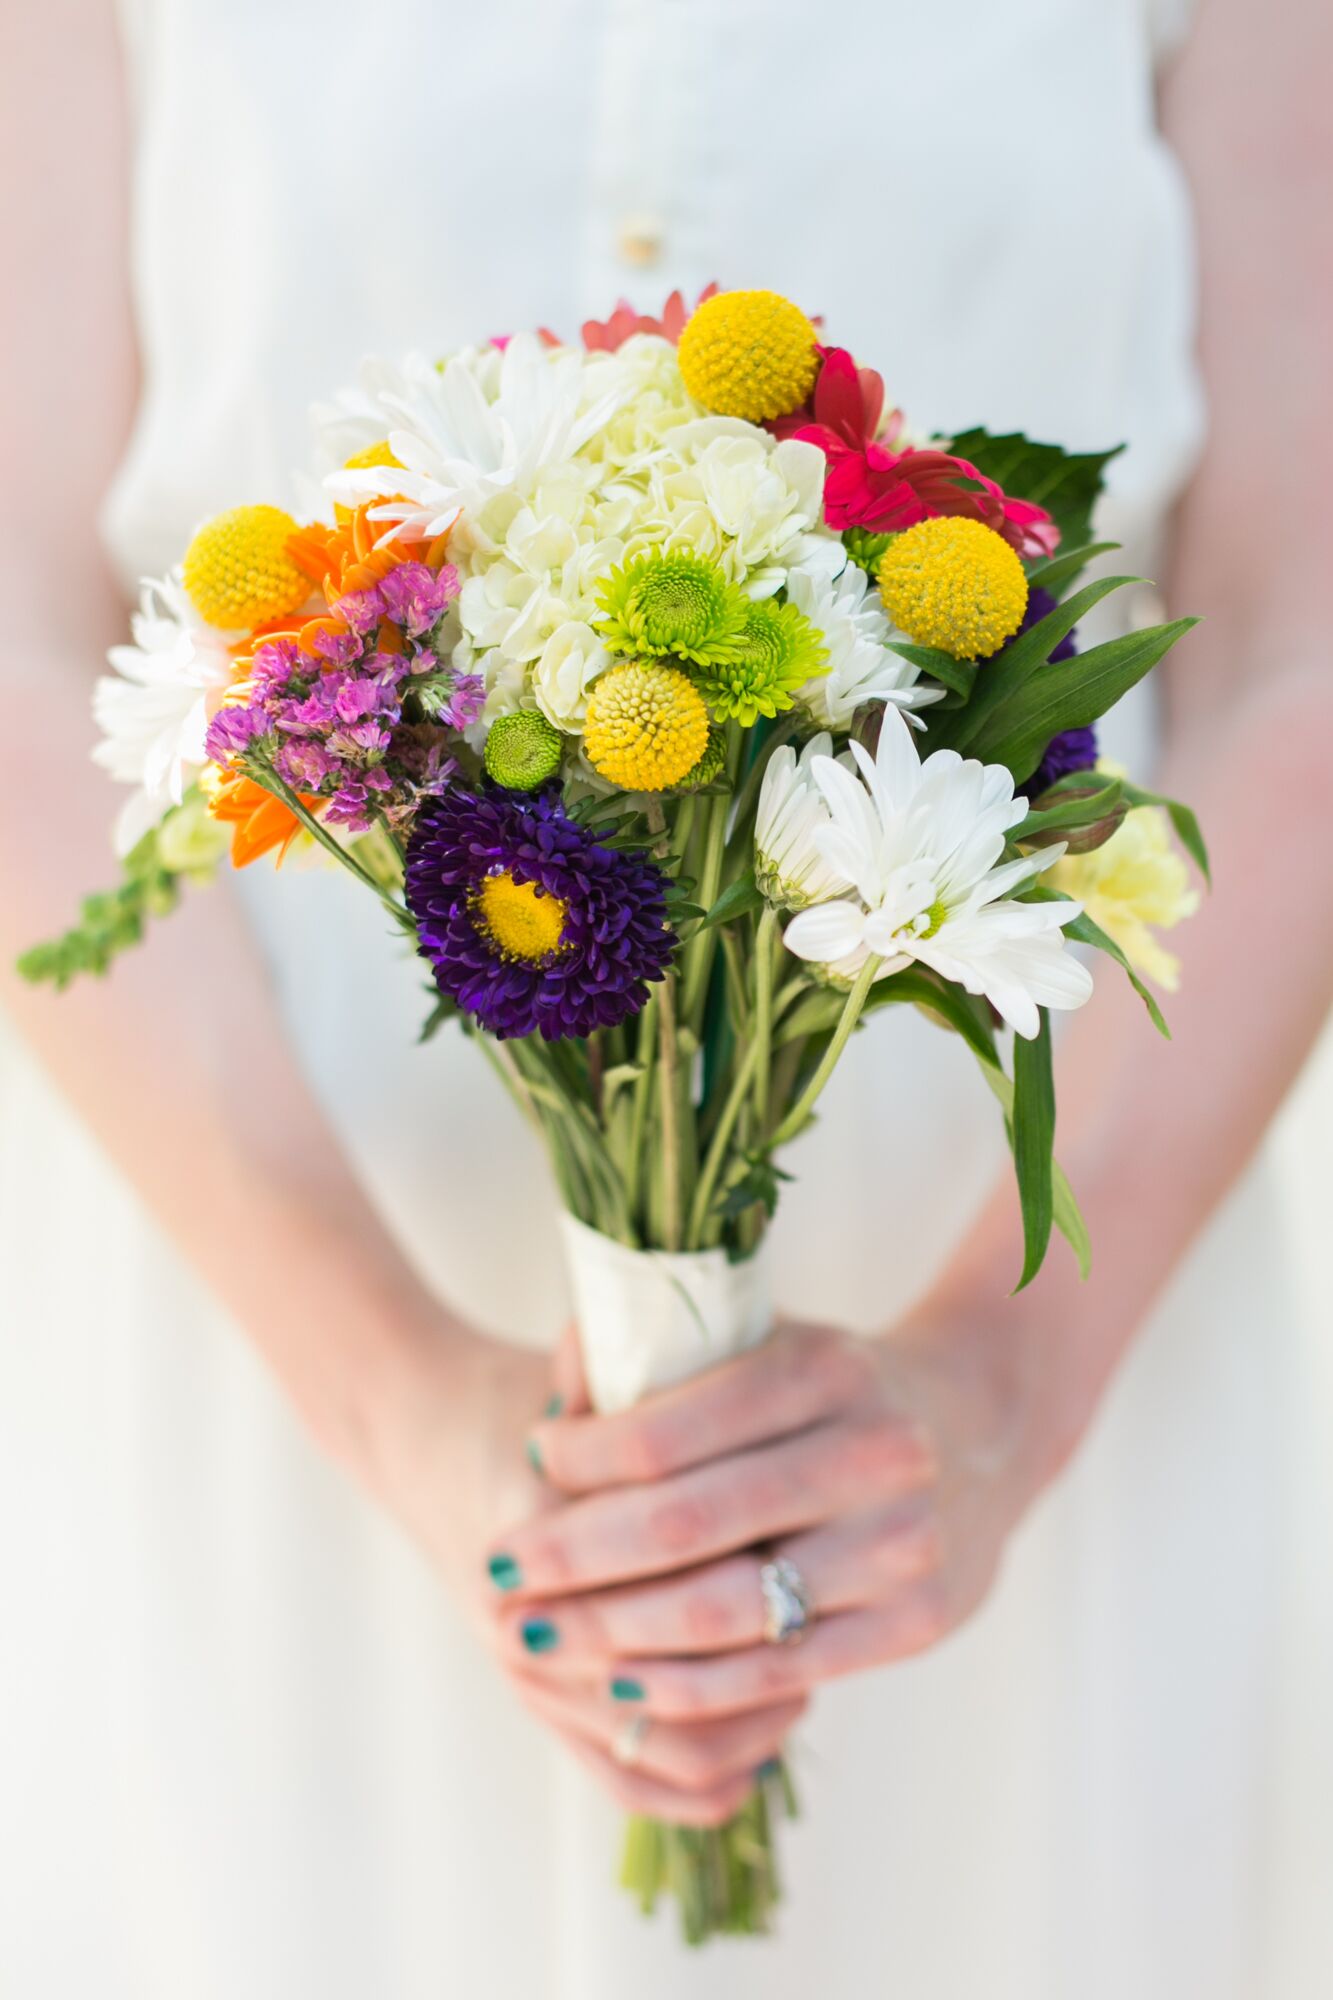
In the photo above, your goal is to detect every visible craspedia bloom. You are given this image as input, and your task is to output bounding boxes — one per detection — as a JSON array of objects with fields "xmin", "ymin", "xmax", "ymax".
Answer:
[
  {"xmin": 877, "ymin": 517, "xmax": 1028, "ymax": 660},
  {"xmin": 484, "ymin": 710, "xmax": 564, "ymax": 791},
  {"xmin": 677, "ymin": 289, "xmax": 820, "ymax": 422},
  {"xmin": 404, "ymin": 788, "xmax": 676, "ymax": 1039},
  {"xmin": 584, "ymin": 661, "xmax": 710, "ymax": 792},
  {"xmin": 695, "ymin": 598, "xmax": 828, "ymax": 727},
  {"xmin": 596, "ymin": 552, "xmax": 747, "ymax": 667},
  {"xmin": 181, "ymin": 505, "xmax": 310, "ymax": 630}
]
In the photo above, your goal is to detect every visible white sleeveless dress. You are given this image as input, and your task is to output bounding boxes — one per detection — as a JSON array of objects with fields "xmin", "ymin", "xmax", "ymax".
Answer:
[{"xmin": 3, "ymin": 2, "xmax": 1331, "ymax": 1993}]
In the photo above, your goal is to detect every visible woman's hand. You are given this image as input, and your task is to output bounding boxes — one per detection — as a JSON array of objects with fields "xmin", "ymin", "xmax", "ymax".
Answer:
[{"xmin": 482, "ymin": 1313, "xmax": 1054, "ymax": 1770}]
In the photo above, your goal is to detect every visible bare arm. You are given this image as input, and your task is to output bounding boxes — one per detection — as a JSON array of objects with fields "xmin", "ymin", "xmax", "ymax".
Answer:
[
  {"xmin": 0, "ymin": 4, "xmax": 485, "ymax": 1480},
  {"xmin": 930, "ymin": 0, "xmax": 1333, "ymax": 1464}
]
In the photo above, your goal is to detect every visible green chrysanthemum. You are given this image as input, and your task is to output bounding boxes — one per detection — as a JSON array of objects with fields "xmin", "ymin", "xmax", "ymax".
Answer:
[
  {"xmin": 674, "ymin": 725, "xmax": 729, "ymax": 793},
  {"xmin": 842, "ymin": 527, "xmax": 893, "ymax": 577},
  {"xmin": 483, "ymin": 710, "xmax": 563, "ymax": 791},
  {"xmin": 596, "ymin": 552, "xmax": 748, "ymax": 667},
  {"xmin": 695, "ymin": 598, "xmax": 829, "ymax": 728}
]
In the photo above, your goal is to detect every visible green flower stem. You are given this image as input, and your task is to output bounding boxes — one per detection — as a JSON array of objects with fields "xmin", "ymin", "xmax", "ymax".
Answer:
[
  {"xmin": 245, "ymin": 759, "xmax": 415, "ymax": 933},
  {"xmin": 768, "ymin": 955, "xmax": 881, "ymax": 1149},
  {"xmin": 686, "ymin": 1034, "xmax": 761, "ymax": 1249},
  {"xmin": 680, "ymin": 790, "xmax": 730, "ymax": 1033},
  {"xmin": 750, "ymin": 905, "xmax": 778, "ymax": 1135},
  {"xmin": 623, "ymin": 994, "xmax": 658, "ymax": 1237},
  {"xmin": 617, "ymin": 1756, "xmax": 796, "ymax": 1942},
  {"xmin": 646, "ymin": 802, "xmax": 684, "ymax": 1251}
]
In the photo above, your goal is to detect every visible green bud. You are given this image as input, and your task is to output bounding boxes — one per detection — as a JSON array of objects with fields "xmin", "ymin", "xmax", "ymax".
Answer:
[
  {"xmin": 1026, "ymin": 777, "xmax": 1128, "ymax": 855},
  {"xmin": 674, "ymin": 724, "xmax": 728, "ymax": 793},
  {"xmin": 842, "ymin": 527, "xmax": 893, "ymax": 577},
  {"xmin": 155, "ymin": 790, "xmax": 230, "ymax": 878},
  {"xmin": 483, "ymin": 711, "xmax": 563, "ymax": 791}
]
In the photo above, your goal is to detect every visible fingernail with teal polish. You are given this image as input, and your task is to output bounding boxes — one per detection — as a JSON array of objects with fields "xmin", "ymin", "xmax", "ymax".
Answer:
[
  {"xmin": 756, "ymin": 1757, "xmax": 782, "ymax": 1783},
  {"xmin": 524, "ymin": 1436, "xmax": 544, "ymax": 1476},
  {"xmin": 488, "ymin": 1553, "xmax": 522, "ymax": 1592},
  {"xmin": 543, "ymin": 1392, "xmax": 564, "ymax": 1418},
  {"xmin": 521, "ymin": 1618, "xmax": 559, "ymax": 1655},
  {"xmin": 610, "ymin": 1676, "xmax": 645, "ymax": 1702}
]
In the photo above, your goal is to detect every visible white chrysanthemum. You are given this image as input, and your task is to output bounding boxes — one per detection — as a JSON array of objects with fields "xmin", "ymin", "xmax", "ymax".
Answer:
[
  {"xmin": 785, "ymin": 561, "xmax": 946, "ymax": 731},
  {"xmin": 310, "ymin": 349, "xmax": 452, "ymax": 470},
  {"xmin": 325, "ymin": 335, "xmax": 630, "ymax": 540},
  {"xmin": 782, "ymin": 713, "xmax": 1094, "ymax": 1039},
  {"xmin": 755, "ymin": 735, "xmax": 857, "ymax": 911},
  {"xmin": 531, "ymin": 620, "xmax": 613, "ymax": 731},
  {"xmin": 92, "ymin": 574, "xmax": 234, "ymax": 856}
]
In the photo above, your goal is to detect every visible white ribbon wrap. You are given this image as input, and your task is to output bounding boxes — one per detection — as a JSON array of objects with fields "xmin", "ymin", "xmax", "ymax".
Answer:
[{"xmin": 558, "ymin": 1213, "xmax": 774, "ymax": 1415}]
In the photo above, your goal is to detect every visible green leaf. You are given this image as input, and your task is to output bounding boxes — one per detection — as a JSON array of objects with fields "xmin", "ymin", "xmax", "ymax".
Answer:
[
  {"xmin": 885, "ymin": 642, "xmax": 979, "ymax": 704},
  {"xmin": 699, "ymin": 872, "xmax": 765, "ymax": 930},
  {"xmin": 980, "ymin": 1063, "xmax": 1092, "ymax": 1280},
  {"xmin": 1011, "ymin": 776, "xmax": 1123, "ymax": 842},
  {"xmin": 1011, "ymin": 1011, "xmax": 1056, "ymax": 1292},
  {"xmin": 15, "ymin": 822, "xmax": 185, "ymax": 990},
  {"xmin": 776, "ymin": 967, "xmax": 1001, "ymax": 1069},
  {"xmin": 1024, "ymin": 540, "xmax": 1121, "ymax": 600},
  {"xmin": 714, "ymin": 1157, "xmax": 793, "ymax": 1224},
  {"xmin": 928, "ymin": 573, "xmax": 1143, "ymax": 758},
  {"xmin": 971, "ymin": 618, "xmax": 1200, "ymax": 782},
  {"xmin": 1118, "ymin": 779, "xmax": 1211, "ymax": 886},
  {"xmin": 944, "ymin": 429, "xmax": 1125, "ymax": 550}
]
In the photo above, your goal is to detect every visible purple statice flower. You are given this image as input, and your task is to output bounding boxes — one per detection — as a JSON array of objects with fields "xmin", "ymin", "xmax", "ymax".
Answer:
[
  {"xmin": 405, "ymin": 788, "xmax": 676, "ymax": 1040},
  {"xmin": 333, "ymin": 585, "xmax": 386, "ymax": 639},
  {"xmin": 1033, "ymin": 725, "xmax": 1099, "ymax": 795},
  {"xmin": 441, "ymin": 670, "xmax": 486, "ymax": 730},
  {"xmin": 205, "ymin": 701, "xmax": 270, "ymax": 761},
  {"xmin": 377, "ymin": 561, "xmax": 461, "ymax": 639}
]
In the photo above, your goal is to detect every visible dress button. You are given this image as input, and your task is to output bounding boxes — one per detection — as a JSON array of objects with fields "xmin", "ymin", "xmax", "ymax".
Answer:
[{"xmin": 616, "ymin": 215, "xmax": 665, "ymax": 268}]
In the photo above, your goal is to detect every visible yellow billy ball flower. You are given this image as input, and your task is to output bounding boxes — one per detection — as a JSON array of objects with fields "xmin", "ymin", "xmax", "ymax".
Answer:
[
  {"xmin": 583, "ymin": 660, "xmax": 711, "ymax": 792},
  {"xmin": 677, "ymin": 288, "xmax": 819, "ymax": 422},
  {"xmin": 473, "ymin": 871, "xmax": 568, "ymax": 963},
  {"xmin": 181, "ymin": 505, "xmax": 310, "ymax": 630},
  {"xmin": 335, "ymin": 439, "xmax": 403, "ymax": 524},
  {"xmin": 878, "ymin": 517, "xmax": 1029, "ymax": 660}
]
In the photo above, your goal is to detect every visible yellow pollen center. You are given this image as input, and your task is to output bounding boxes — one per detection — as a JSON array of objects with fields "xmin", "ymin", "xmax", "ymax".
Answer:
[
  {"xmin": 474, "ymin": 871, "xmax": 568, "ymax": 962},
  {"xmin": 336, "ymin": 440, "xmax": 404, "ymax": 524}
]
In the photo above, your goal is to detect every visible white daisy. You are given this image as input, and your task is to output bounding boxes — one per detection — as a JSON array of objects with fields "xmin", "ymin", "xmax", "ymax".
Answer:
[
  {"xmin": 785, "ymin": 560, "xmax": 946, "ymax": 731},
  {"xmin": 325, "ymin": 334, "xmax": 630, "ymax": 541},
  {"xmin": 754, "ymin": 735, "xmax": 856, "ymax": 911},
  {"xmin": 782, "ymin": 713, "xmax": 1094, "ymax": 1039},
  {"xmin": 92, "ymin": 574, "xmax": 234, "ymax": 856}
]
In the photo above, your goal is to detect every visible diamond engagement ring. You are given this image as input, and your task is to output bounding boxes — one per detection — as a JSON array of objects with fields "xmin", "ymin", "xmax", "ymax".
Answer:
[
  {"xmin": 759, "ymin": 1555, "xmax": 813, "ymax": 1646},
  {"xmin": 612, "ymin": 1713, "xmax": 650, "ymax": 1768}
]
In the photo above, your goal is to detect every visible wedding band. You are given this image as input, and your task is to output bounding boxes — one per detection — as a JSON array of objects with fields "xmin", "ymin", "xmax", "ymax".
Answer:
[
  {"xmin": 612, "ymin": 1713, "xmax": 650, "ymax": 1768},
  {"xmin": 759, "ymin": 1554, "xmax": 813, "ymax": 1646}
]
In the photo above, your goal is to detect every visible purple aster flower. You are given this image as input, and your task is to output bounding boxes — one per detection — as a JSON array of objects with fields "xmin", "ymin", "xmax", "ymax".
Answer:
[
  {"xmin": 405, "ymin": 789, "xmax": 676, "ymax": 1040},
  {"xmin": 1013, "ymin": 585, "xmax": 1077, "ymax": 663},
  {"xmin": 1033, "ymin": 724, "xmax": 1099, "ymax": 795}
]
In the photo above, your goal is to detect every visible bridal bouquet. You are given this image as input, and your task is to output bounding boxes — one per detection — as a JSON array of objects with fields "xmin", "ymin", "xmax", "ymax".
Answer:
[{"xmin": 22, "ymin": 287, "xmax": 1205, "ymax": 1941}]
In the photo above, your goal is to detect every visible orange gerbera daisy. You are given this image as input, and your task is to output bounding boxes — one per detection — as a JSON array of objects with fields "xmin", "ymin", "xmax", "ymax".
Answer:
[{"xmin": 208, "ymin": 774, "xmax": 321, "ymax": 868}]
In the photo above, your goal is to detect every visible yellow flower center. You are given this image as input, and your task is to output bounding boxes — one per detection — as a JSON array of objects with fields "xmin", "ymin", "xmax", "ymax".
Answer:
[
  {"xmin": 474, "ymin": 871, "xmax": 568, "ymax": 962},
  {"xmin": 181, "ymin": 505, "xmax": 310, "ymax": 631},
  {"xmin": 583, "ymin": 660, "xmax": 711, "ymax": 792},
  {"xmin": 335, "ymin": 440, "xmax": 404, "ymax": 525},
  {"xmin": 677, "ymin": 289, "xmax": 819, "ymax": 422},
  {"xmin": 877, "ymin": 517, "xmax": 1029, "ymax": 661}
]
